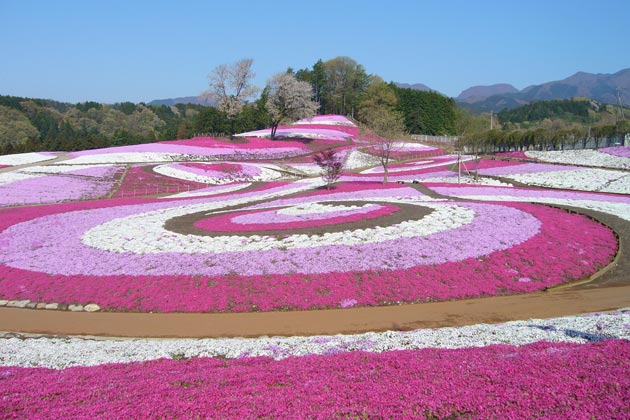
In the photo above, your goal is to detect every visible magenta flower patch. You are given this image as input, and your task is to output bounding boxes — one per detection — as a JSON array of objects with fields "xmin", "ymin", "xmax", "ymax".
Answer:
[
  {"xmin": 599, "ymin": 146, "xmax": 630, "ymax": 158},
  {"xmin": 1, "ymin": 340, "xmax": 628, "ymax": 418}
]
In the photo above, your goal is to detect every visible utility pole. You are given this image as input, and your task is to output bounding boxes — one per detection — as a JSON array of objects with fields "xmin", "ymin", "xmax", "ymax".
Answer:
[{"xmin": 616, "ymin": 87, "xmax": 624, "ymax": 125}]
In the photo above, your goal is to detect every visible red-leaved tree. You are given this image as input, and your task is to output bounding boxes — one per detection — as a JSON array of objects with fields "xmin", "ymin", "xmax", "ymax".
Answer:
[{"xmin": 313, "ymin": 150, "xmax": 343, "ymax": 190}]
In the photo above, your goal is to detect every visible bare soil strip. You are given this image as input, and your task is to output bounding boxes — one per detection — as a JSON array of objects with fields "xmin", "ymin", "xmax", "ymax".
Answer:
[{"xmin": 1, "ymin": 286, "xmax": 628, "ymax": 338}]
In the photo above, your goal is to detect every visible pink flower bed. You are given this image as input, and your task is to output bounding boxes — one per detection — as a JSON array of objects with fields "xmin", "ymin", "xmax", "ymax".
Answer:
[
  {"xmin": 494, "ymin": 151, "xmax": 531, "ymax": 159},
  {"xmin": 194, "ymin": 203, "xmax": 399, "ymax": 232},
  {"xmin": 342, "ymin": 170, "xmax": 458, "ymax": 183},
  {"xmin": 461, "ymin": 159, "xmax": 525, "ymax": 171},
  {"xmin": 164, "ymin": 136, "xmax": 308, "ymax": 151},
  {"xmin": 427, "ymin": 183, "xmax": 630, "ymax": 204},
  {"xmin": 0, "ymin": 181, "xmax": 616, "ymax": 312},
  {"xmin": 600, "ymin": 145, "xmax": 630, "ymax": 158},
  {"xmin": 167, "ymin": 162, "xmax": 262, "ymax": 179},
  {"xmin": 70, "ymin": 138, "xmax": 306, "ymax": 159},
  {"xmin": 2, "ymin": 340, "xmax": 628, "ymax": 418},
  {"xmin": 347, "ymin": 158, "xmax": 463, "ymax": 182},
  {"xmin": 112, "ymin": 165, "xmax": 208, "ymax": 198},
  {"xmin": 0, "ymin": 166, "xmax": 119, "ymax": 206}
]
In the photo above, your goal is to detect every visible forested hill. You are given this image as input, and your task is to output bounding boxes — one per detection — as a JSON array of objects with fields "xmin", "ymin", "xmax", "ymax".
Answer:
[
  {"xmin": 497, "ymin": 98, "xmax": 629, "ymax": 129},
  {"xmin": 391, "ymin": 85, "xmax": 457, "ymax": 135},
  {"xmin": 0, "ymin": 95, "xmax": 269, "ymax": 155},
  {"xmin": 0, "ymin": 89, "xmax": 460, "ymax": 156}
]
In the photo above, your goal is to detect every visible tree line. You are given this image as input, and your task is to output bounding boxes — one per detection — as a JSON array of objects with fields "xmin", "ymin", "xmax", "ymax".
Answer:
[
  {"xmin": 0, "ymin": 95, "xmax": 272, "ymax": 155},
  {"xmin": 458, "ymin": 122, "xmax": 630, "ymax": 154},
  {"xmin": 454, "ymin": 96, "xmax": 630, "ymax": 154},
  {"xmin": 0, "ymin": 56, "xmax": 468, "ymax": 155}
]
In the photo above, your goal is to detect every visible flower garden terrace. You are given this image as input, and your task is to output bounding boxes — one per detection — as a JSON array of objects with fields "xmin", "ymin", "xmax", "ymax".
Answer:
[
  {"xmin": 0, "ymin": 123, "xmax": 628, "ymax": 321},
  {"xmin": 1, "ymin": 117, "xmax": 629, "ymax": 418},
  {"xmin": 0, "ymin": 145, "xmax": 629, "ymax": 321}
]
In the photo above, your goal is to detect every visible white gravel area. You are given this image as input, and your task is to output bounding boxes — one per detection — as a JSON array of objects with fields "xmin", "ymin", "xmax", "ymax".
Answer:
[
  {"xmin": 1, "ymin": 310, "xmax": 628, "ymax": 369},
  {"xmin": 526, "ymin": 149, "xmax": 630, "ymax": 169}
]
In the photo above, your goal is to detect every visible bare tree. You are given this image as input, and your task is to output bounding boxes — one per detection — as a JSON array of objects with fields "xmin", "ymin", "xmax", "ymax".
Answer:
[
  {"xmin": 365, "ymin": 109, "xmax": 406, "ymax": 184},
  {"xmin": 201, "ymin": 58, "xmax": 259, "ymax": 138},
  {"xmin": 313, "ymin": 149, "xmax": 343, "ymax": 189},
  {"xmin": 266, "ymin": 72, "xmax": 319, "ymax": 139}
]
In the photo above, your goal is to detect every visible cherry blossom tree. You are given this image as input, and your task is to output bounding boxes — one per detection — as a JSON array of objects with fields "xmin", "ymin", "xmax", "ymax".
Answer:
[
  {"xmin": 265, "ymin": 72, "xmax": 319, "ymax": 139},
  {"xmin": 201, "ymin": 58, "xmax": 259, "ymax": 138}
]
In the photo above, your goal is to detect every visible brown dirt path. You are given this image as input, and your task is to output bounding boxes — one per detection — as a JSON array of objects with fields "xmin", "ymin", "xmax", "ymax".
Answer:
[{"xmin": 0, "ymin": 285, "xmax": 629, "ymax": 338}]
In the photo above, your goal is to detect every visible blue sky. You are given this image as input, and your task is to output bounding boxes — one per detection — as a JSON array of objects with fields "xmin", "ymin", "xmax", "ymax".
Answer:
[{"xmin": 1, "ymin": 0, "xmax": 628, "ymax": 103}]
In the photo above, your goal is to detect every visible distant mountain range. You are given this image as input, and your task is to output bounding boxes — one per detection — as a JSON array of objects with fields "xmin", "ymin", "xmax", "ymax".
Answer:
[
  {"xmin": 458, "ymin": 68, "xmax": 630, "ymax": 113},
  {"xmin": 150, "ymin": 68, "xmax": 630, "ymax": 114},
  {"xmin": 399, "ymin": 67, "xmax": 630, "ymax": 114},
  {"xmin": 394, "ymin": 82, "xmax": 437, "ymax": 93},
  {"xmin": 457, "ymin": 84, "xmax": 519, "ymax": 103},
  {"xmin": 147, "ymin": 95, "xmax": 211, "ymax": 106}
]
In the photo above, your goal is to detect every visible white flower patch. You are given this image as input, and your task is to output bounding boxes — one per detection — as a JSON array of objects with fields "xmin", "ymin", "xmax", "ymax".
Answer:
[
  {"xmin": 344, "ymin": 150, "xmax": 382, "ymax": 170},
  {"xmin": 294, "ymin": 115, "xmax": 356, "ymax": 126},
  {"xmin": 450, "ymin": 195, "xmax": 630, "ymax": 222},
  {"xmin": 507, "ymin": 169, "xmax": 630, "ymax": 193},
  {"xmin": 360, "ymin": 155, "xmax": 475, "ymax": 174},
  {"xmin": 526, "ymin": 149, "xmax": 630, "ymax": 169},
  {"xmin": 64, "ymin": 152, "xmax": 199, "ymax": 164},
  {"xmin": 284, "ymin": 164, "xmax": 323, "ymax": 177},
  {"xmin": 152, "ymin": 163, "xmax": 284, "ymax": 185},
  {"xmin": 276, "ymin": 203, "xmax": 367, "ymax": 216},
  {"xmin": 0, "ymin": 152, "xmax": 57, "ymax": 166},
  {"xmin": 0, "ymin": 165, "xmax": 108, "ymax": 186},
  {"xmin": 81, "ymin": 201, "xmax": 476, "ymax": 254},
  {"xmin": 391, "ymin": 142, "xmax": 435, "ymax": 150},
  {"xmin": 160, "ymin": 183, "xmax": 252, "ymax": 199},
  {"xmin": 0, "ymin": 171, "xmax": 39, "ymax": 186},
  {"xmin": 2, "ymin": 310, "xmax": 627, "ymax": 369}
]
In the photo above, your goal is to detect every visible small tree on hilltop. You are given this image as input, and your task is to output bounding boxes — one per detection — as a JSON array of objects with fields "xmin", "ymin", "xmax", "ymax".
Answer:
[
  {"xmin": 365, "ymin": 109, "xmax": 406, "ymax": 184},
  {"xmin": 313, "ymin": 149, "xmax": 343, "ymax": 190},
  {"xmin": 200, "ymin": 58, "xmax": 259, "ymax": 139},
  {"xmin": 266, "ymin": 72, "xmax": 319, "ymax": 139}
]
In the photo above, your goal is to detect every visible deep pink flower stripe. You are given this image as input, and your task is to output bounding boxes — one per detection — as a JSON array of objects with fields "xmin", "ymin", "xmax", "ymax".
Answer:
[{"xmin": 1, "ymin": 340, "xmax": 628, "ymax": 418}]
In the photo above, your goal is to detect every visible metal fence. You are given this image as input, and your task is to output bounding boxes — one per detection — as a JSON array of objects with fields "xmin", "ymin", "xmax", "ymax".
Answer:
[{"xmin": 410, "ymin": 134, "xmax": 460, "ymax": 145}]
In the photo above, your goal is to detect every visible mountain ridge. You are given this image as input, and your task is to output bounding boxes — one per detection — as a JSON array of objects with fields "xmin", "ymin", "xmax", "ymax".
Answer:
[
  {"xmin": 458, "ymin": 68, "xmax": 630, "ymax": 113},
  {"xmin": 148, "ymin": 95, "xmax": 211, "ymax": 107}
]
